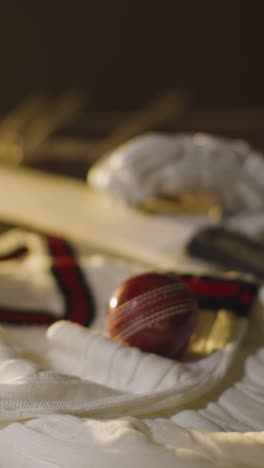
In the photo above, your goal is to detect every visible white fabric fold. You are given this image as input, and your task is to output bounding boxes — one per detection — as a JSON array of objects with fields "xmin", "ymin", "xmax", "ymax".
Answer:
[
  {"xmin": 43, "ymin": 319, "xmax": 246, "ymax": 416},
  {"xmin": 88, "ymin": 132, "xmax": 264, "ymax": 213},
  {"xmin": 0, "ymin": 313, "xmax": 248, "ymax": 421},
  {"xmin": 172, "ymin": 347, "xmax": 264, "ymax": 432},
  {"xmin": 0, "ymin": 414, "xmax": 263, "ymax": 467}
]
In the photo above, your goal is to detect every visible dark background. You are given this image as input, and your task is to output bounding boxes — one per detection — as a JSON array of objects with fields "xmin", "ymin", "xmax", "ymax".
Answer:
[{"xmin": 1, "ymin": 1, "xmax": 264, "ymax": 112}]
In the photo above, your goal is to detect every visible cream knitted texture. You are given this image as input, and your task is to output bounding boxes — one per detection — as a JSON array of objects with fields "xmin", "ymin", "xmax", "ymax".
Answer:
[
  {"xmin": 0, "ymin": 301, "xmax": 262, "ymax": 467},
  {"xmin": 1, "ymin": 322, "xmax": 263, "ymax": 467},
  {"xmin": 0, "ymin": 319, "xmax": 246, "ymax": 421},
  {"xmin": 172, "ymin": 348, "xmax": 264, "ymax": 432},
  {"xmin": 0, "ymin": 414, "xmax": 263, "ymax": 467},
  {"xmin": 44, "ymin": 319, "xmax": 246, "ymax": 416}
]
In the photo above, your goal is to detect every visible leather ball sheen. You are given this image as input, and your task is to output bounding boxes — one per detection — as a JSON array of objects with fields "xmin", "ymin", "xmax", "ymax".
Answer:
[{"xmin": 106, "ymin": 272, "xmax": 197, "ymax": 359}]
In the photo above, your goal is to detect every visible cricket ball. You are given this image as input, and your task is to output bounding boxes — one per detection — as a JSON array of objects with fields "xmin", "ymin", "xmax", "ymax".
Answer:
[{"xmin": 106, "ymin": 272, "xmax": 197, "ymax": 359}]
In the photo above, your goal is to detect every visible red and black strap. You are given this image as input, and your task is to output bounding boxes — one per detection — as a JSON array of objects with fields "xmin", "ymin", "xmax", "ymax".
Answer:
[
  {"xmin": 0, "ymin": 234, "xmax": 96, "ymax": 326},
  {"xmin": 0, "ymin": 306, "xmax": 57, "ymax": 324},
  {"xmin": 0, "ymin": 228, "xmax": 258, "ymax": 324},
  {"xmin": 46, "ymin": 235, "xmax": 95, "ymax": 326},
  {"xmin": 178, "ymin": 273, "xmax": 258, "ymax": 317}
]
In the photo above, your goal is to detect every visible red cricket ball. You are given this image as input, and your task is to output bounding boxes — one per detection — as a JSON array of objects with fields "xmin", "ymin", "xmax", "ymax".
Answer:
[{"xmin": 106, "ymin": 272, "xmax": 197, "ymax": 359}]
